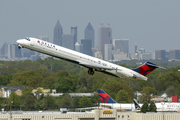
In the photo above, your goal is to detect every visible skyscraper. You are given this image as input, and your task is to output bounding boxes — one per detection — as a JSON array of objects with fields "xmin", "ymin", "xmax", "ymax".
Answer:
[
  {"xmin": 155, "ymin": 50, "xmax": 166, "ymax": 60},
  {"xmin": 53, "ymin": 20, "xmax": 63, "ymax": 46},
  {"xmin": 81, "ymin": 39, "xmax": 92, "ymax": 56},
  {"xmin": 104, "ymin": 44, "xmax": 112, "ymax": 61},
  {"xmin": 169, "ymin": 50, "xmax": 180, "ymax": 60},
  {"xmin": 71, "ymin": 26, "xmax": 77, "ymax": 44},
  {"xmin": 62, "ymin": 34, "xmax": 75, "ymax": 50},
  {"xmin": 39, "ymin": 36, "xmax": 49, "ymax": 42},
  {"xmin": 84, "ymin": 22, "xmax": 95, "ymax": 48},
  {"xmin": 113, "ymin": 39, "xmax": 129, "ymax": 54},
  {"xmin": 98, "ymin": 24, "xmax": 112, "ymax": 59}
]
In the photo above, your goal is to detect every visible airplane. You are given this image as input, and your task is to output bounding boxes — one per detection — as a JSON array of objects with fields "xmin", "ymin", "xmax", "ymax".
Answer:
[
  {"xmin": 97, "ymin": 89, "xmax": 137, "ymax": 111},
  {"xmin": 133, "ymin": 99, "xmax": 141, "ymax": 111},
  {"xmin": 16, "ymin": 37, "xmax": 162, "ymax": 80},
  {"xmin": 134, "ymin": 99, "xmax": 180, "ymax": 112},
  {"xmin": 97, "ymin": 89, "xmax": 180, "ymax": 112}
]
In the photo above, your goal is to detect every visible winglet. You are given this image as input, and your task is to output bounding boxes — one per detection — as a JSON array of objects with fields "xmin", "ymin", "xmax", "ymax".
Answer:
[{"xmin": 97, "ymin": 90, "xmax": 116, "ymax": 103}]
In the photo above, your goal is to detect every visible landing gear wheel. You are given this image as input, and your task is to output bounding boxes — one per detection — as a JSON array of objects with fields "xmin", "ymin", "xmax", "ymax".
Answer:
[{"xmin": 88, "ymin": 68, "xmax": 94, "ymax": 75}]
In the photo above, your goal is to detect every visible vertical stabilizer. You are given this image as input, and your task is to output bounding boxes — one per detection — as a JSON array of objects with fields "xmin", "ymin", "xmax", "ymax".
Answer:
[{"xmin": 97, "ymin": 90, "xmax": 116, "ymax": 103}]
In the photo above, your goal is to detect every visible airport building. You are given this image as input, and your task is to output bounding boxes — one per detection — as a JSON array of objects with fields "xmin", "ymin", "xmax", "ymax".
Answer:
[{"xmin": 0, "ymin": 109, "xmax": 180, "ymax": 120}]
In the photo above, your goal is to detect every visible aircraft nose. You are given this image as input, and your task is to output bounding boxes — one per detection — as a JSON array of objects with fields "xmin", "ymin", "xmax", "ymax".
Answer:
[{"xmin": 16, "ymin": 39, "xmax": 24, "ymax": 45}]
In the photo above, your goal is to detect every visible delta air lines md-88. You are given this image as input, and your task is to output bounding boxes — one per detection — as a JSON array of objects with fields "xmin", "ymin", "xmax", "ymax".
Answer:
[{"xmin": 16, "ymin": 37, "xmax": 162, "ymax": 80}]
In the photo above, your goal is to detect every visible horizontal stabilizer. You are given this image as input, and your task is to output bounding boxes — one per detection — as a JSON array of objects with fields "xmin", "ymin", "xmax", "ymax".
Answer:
[{"xmin": 132, "ymin": 61, "xmax": 164, "ymax": 76}]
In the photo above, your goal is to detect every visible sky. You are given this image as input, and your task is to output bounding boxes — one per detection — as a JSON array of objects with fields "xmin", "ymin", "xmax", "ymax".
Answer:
[{"xmin": 0, "ymin": 0, "xmax": 180, "ymax": 53}]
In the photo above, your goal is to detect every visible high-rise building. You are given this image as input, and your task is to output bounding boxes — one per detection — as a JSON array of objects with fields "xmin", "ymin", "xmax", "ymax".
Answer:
[
  {"xmin": 62, "ymin": 34, "xmax": 75, "ymax": 50},
  {"xmin": 39, "ymin": 36, "xmax": 49, "ymax": 42},
  {"xmin": 113, "ymin": 39, "xmax": 129, "ymax": 54},
  {"xmin": 169, "ymin": 50, "xmax": 180, "ymax": 60},
  {"xmin": 0, "ymin": 42, "xmax": 8, "ymax": 57},
  {"xmin": 75, "ymin": 42, "xmax": 83, "ymax": 53},
  {"xmin": 104, "ymin": 44, "xmax": 112, "ymax": 61},
  {"xmin": 135, "ymin": 44, "xmax": 137, "ymax": 53},
  {"xmin": 84, "ymin": 22, "xmax": 95, "ymax": 48},
  {"xmin": 81, "ymin": 39, "xmax": 92, "ymax": 56},
  {"xmin": 98, "ymin": 24, "xmax": 112, "ymax": 59},
  {"xmin": 140, "ymin": 52, "xmax": 152, "ymax": 60},
  {"xmin": 15, "ymin": 44, "xmax": 21, "ymax": 58},
  {"xmin": 71, "ymin": 26, "xmax": 77, "ymax": 44},
  {"xmin": 53, "ymin": 20, "xmax": 63, "ymax": 46},
  {"xmin": 155, "ymin": 50, "xmax": 166, "ymax": 60}
]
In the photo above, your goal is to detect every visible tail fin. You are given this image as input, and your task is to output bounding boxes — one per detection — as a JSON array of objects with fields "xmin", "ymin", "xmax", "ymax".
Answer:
[
  {"xmin": 133, "ymin": 99, "xmax": 141, "ymax": 111},
  {"xmin": 97, "ymin": 90, "xmax": 116, "ymax": 103},
  {"xmin": 132, "ymin": 61, "xmax": 162, "ymax": 76}
]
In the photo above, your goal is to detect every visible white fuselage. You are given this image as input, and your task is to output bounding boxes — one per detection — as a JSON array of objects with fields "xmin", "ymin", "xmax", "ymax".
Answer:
[
  {"xmin": 16, "ymin": 37, "xmax": 147, "ymax": 80},
  {"xmin": 101, "ymin": 102, "xmax": 180, "ymax": 112}
]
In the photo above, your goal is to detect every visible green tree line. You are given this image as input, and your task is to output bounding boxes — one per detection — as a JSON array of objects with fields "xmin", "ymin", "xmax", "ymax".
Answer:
[{"xmin": 0, "ymin": 58, "xmax": 179, "ymax": 110}]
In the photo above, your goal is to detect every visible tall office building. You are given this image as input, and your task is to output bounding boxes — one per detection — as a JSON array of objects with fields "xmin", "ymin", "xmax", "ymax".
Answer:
[
  {"xmin": 62, "ymin": 34, "xmax": 75, "ymax": 50},
  {"xmin": 15, "ymin": 44, "xmax": 21, "ymax": 58},
  {"xmin": 104, "ymin": 44, "xmax": 112, "ymax": 61},
  {"xmin": 155, "ymin": 50, "xmax": 166, "ymax": 60},
  {"xmin": 75, "ymin": 42, "xmax": 83, "ymax": 53},
  {"xmin": 39, "ymin": 36, "xmax": 49, "ymax": 42},
  {"xmin": 169, "ymin": 50, "xmax": 180, "ymax": 60},
  {"xmin": 71, "ymin": 26, "xmax": 77, "ymax": 44},
  {"xmin": 1, "ymin": 42, "xmax": 8, "ymax": 57},
  {"xmin": 98, "ymin": 24, "xmax": 112, "ymax": 59},
  {"xmin": 81, "ymin": 39, "xmax": 92, "ymax": 56},
  {"xmin": 113, "ymin": 39, "xmax": 129, "ymax": 54},
  {"xmin": 53, "ymin": 20, "xmax": 63, "ymax": 46},
  {"xmin": 84, "ymin": 22, "xmax": 95, "ymax": 48}
]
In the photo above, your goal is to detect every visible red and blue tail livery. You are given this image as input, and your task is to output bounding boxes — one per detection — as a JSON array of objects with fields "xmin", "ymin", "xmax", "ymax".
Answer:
[
  {"xmin": 132, "ymin": 61, "xmax": 160, "ymax": 76},
  {"xmin": 97, "ymin": 90, "xmax": 116, "ymax": 103}
]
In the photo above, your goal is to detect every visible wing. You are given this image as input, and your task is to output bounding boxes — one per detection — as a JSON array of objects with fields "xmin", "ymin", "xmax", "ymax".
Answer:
[{"xmin": 78, "ymin": 61, "xmax": 117, "ymax": 70}]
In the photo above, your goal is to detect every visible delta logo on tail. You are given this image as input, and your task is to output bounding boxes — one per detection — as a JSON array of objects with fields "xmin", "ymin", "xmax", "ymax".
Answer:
[
  {"xmin": 132, "ymin": 61, "xmax": 161, "ymax": 76},
  {"xmin": 97, "ymin": 90, "xmax": 116, "ymax": 103},
  {"xmin": 133, "ymin": 99, "xmax": 141, "ymax": 111}
]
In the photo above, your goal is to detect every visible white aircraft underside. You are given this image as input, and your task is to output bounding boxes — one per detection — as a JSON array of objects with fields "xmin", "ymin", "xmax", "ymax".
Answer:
[{"xmin": 16, "ymin": 37, "xmax": 148, "ymax": 80}]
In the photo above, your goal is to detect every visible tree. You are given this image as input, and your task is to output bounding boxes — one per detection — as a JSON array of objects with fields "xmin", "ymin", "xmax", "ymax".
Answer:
[
  {"xmin": 59, "ymin": 93, "xmax": 72, "ymax": 108},
  {"xmin": 149, "ymin": 101, "xmax": 157, "ymax": 112},
  {"xmin": 79, "ymin": 96, "xmax": 91, "ymax": 107},
  {"xmin": 55, "ymin": 77, "xmax": 75, "ymax": 93},
  {"xmin": 165, "ymin": 86, "xmax": 175, "ymax": 97},
  {"xmin": 24, "ymin": 95, "xmax": 35, "ymax": 110},
  {"xmin": 116, "ymin": 90, "xmax": 129, "ymax": 103},
  {"xmin": 9, "ymin": 92, "xmax": 20, "ymax": 110},
  {"xmin": 140, "ymin": 86, "xmax": 156, "ymax": 103},
  {"xmin": 41, "ymin": 94, "xmax": 57, "ymax": 110},
  {"xmin": 141, "ymin": 102, "xmax": 148, "ymax": 113}
]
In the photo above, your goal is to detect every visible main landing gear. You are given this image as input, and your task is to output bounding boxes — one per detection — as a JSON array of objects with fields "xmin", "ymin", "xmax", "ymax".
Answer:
[{"xmin": 88, "ymin": 68, "xmax": 94, "ymax": 75}]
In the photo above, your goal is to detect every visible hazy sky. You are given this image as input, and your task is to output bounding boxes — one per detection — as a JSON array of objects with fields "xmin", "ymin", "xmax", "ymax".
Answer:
[{"xmin": 0, "ymin": 0, "xmax": 180, "ymax": 53}]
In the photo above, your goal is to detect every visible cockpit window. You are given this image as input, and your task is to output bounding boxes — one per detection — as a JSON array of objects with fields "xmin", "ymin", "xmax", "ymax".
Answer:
[{"xmin": 25, "ymin": 37, "xmax": 30, "ymax": 41}]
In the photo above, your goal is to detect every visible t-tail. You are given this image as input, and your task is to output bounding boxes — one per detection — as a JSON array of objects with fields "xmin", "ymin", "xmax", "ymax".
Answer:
[
  {"xmin": 133, "ymin": 99, "xmax": 141, "ymax": 111},
  {"xmin": 132, "ymin": 61, "xmax": 163, "ymax": 76},
  {"xmin": 97, "ymin": 90, "xmax": 116, "ymax": 103}
]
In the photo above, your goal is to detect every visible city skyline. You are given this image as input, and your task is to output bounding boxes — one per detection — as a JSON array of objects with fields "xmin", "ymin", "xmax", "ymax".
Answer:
[{"xmin": 0, "ymin": 1, "xmax": 180, "ymax": 53}]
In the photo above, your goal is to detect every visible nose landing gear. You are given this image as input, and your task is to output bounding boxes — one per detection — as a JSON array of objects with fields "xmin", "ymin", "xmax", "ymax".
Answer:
[
  {"xmin": 88, "ymin": 68, "xmax": 94, "ymax": 75},
  {"xmin": 18, "ymin": 45, "xmax": 22, "ymax": 49}
]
